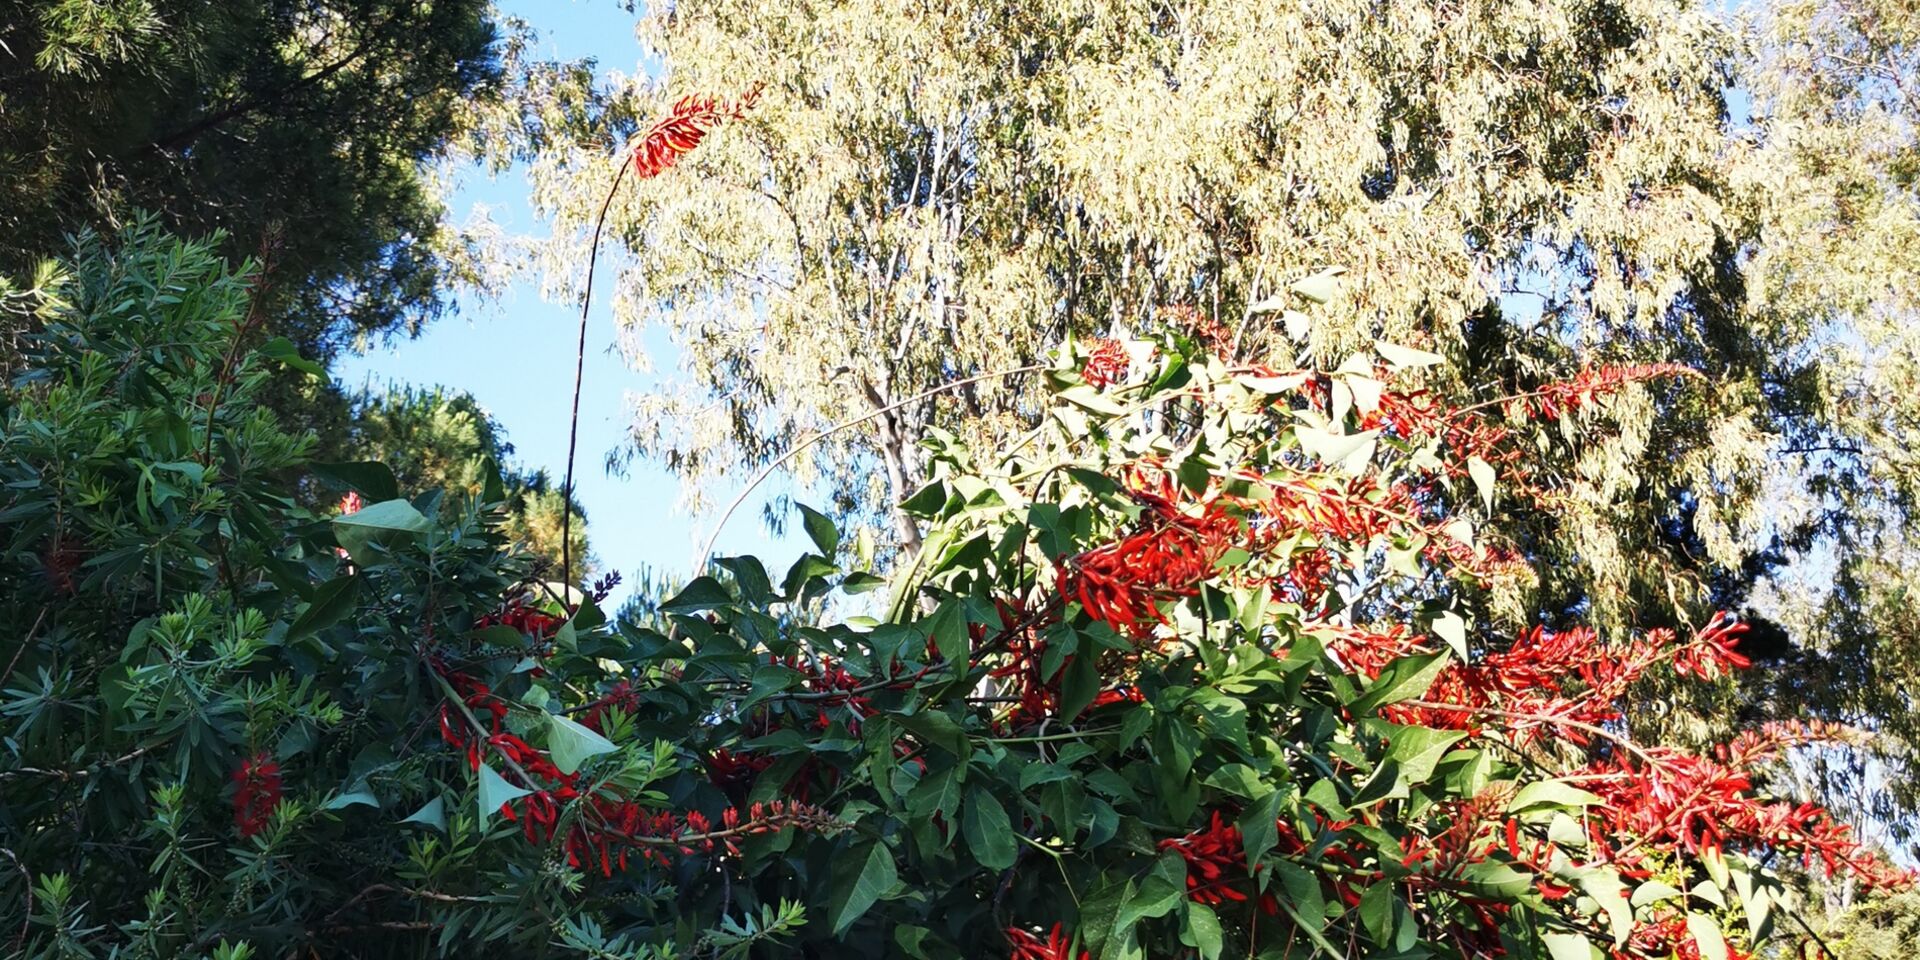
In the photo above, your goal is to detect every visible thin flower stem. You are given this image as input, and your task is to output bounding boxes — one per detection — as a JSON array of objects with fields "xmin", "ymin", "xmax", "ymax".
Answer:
[{"xmin": 561, "ymin": 159, "xmax": 631, "ymax": 593}]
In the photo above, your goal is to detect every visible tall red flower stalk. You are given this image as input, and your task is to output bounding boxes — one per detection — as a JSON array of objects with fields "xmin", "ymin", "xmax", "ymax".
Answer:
[{"xmin": 233, "ymin": 753, "xmax": 282, "ymax": 837}]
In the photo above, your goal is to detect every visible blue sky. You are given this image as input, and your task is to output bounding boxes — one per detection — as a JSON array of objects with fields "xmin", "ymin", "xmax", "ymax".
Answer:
[{"xmin": 334, "ymin": 0, "xmax": 802, "ymax": 608}]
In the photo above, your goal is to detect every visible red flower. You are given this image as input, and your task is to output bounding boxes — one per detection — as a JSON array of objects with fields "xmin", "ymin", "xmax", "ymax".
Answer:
[
  {"xmin": 1080, "ymin": 338, "xmax": 1129, "ymax": 389},
  {"xmin": 1006, "ymin": 923, "xmax": 1088, "ymax": 960},
  {"xmin": 233, "ymin": 753, "xmax": 282, "ymax": 838},
  {"xmin": 631, "ymin": 87, "xmax": 761, "ymax": 180}
]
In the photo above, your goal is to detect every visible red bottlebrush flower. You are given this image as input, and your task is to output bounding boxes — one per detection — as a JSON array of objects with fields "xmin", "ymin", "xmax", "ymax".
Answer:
[
  {"xmin": 1080, "ymin": 338, "xmax": 1129, "ymax": 388},
  {"xmin": 233, "ymin": 753, "xmax": 282, "ymax": 837},
  {"xmin": 631, "ymin": 86, "xmax": 762, "ymax": 180},
  {"xmin": 1006, "ymin": 923, "xmax": 1089, "ymax": 960}
]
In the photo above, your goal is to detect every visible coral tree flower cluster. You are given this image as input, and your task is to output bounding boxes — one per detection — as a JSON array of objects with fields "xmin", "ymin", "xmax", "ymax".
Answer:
[{"xmin": 993, "ymin": 349, "xmax": 1907, "ymax": 957}]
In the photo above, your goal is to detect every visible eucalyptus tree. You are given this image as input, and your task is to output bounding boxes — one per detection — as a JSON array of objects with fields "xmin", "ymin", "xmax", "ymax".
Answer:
[{"xmin": 498, "ymin": 0, "xmax": 1920, "ymax": 829}]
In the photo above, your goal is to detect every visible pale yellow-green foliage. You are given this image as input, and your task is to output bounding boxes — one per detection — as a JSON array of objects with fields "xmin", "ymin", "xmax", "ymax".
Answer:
[
  {"xmin": 495, "ymin": 0, "xmax": 1794, "ymax": 630},
  {"xmin": 480, "ymin": 2, "xmax": 1920, "ymax": 811}
]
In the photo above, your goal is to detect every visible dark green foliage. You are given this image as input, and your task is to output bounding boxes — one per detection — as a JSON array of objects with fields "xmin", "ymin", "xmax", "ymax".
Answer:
[{"xmin": 0, "ymin": 0, "xmax": 503, "ymax": 360}]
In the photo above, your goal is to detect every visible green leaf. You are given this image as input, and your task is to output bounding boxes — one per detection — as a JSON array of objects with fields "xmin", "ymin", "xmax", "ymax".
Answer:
[
  {"xmin": 962, "ymin": 787, "xmax": 1016, "ymax": 870},
  {"xmin": 1237, "ymin": 789, "xmax": 1287, "ymax": 867},
  {"xmin": 258, "ymin": 336, "xmax": 324, "ymax": 376},
  {"xmin": 332, "ymin": 499, "xmax": 432, "ymax": 563},
  {"xmin": 1350, "ymin": 652, "xmax": 1451, "ymax": 715},
  {"xmin": 797, "ymin": 502, "xmax": 840, "ymax": 556},
  {"xmin": 1506, "ymin": 781, "xmax": 1604, "ymax": 814},
  {"xmin": 1543, "ymin": 932, "xmax": 1600, "ymax": 960},
  {"xmin": 1059, "ymin": 384, "xmax": 1129, "ymax": 416},
  {"xmin": 477, "ymin": 763, "xmax": 531, "ymax": 824},
  {"xmin": 401, "ymin": 796, "xmax": 446, "ymax": 832},
  {"xmin": 1431, "ymin": 611, "xmax": 1468, "ymax": 660},
  {"xmin": 1686, "ymin": 914, "xmax": 1729, "ymax": 960},
  {"xmin": 1295, "ymin": 426, "xmax": 1379, "ymax": 473},
  {"xmin": 1459, "ymin": 861, "xmax": 1530, "ymax": 899},
  {"xmin": 842, "ymin": 571, "xmax": 886, "ymax": 595},
  {"xmin": 1630, "ymin": 880, "xmax": 1684, "ymax": 907},
  {"xmin": 1374, "ymin": 340, "xmax": 1445, "ymax": 369},
  {"xmin": 310, "ymin": 461, "xmax": 400, "ymax": 502},
  {"xmin": 546, "ymin": 713, "xmax": 617, "ymax": 775},
  {"xmin": 1468, "ymin": 457, "xmax": 1496, "ymax": 512},
  {"xmin": 324, "ymin": 789, "xmax": 378, "ymax": 810},
  {"xmin": 1186, "ymin": 903, "xmax": 1223, "ymax": 960},
  {"xmin": 901, "ymin": 479, "xmax": 951, "ymax": 518},
  {"xmin": 1117, "ymin": 851, "xmax": 1187, "ymax": 930},
  {"xmin": 1290, "ymin": 267, "xmax": 1346, "ymax": 304},
  {"xmin": 332, "ymin": 498, "xmax": 430, "ymax": 533},
  {"xmin": 1350, "ymin": 759, "xmax": 1402, "ymax": 807},
  {"xmin": 662, "ymin": 576, "xmax": 732, "ymax": 613},
  {"xmin": 1577, "ymin": 869, "xmax": 1635, "ymax": 946},
  {"xmin": 828, "ymin": 842, "xmax": 898, "ymax": 935},
  {"xmin": 287, "ymin": 575, "xmax": 359, "ymax": 642},
  {"xmin": 897, "ymin": 710, "xmax": 969, "ymax": 757},
  {"xmin": 1357, "ymin": 880, "xmax": 1397, "ymax": 947}
]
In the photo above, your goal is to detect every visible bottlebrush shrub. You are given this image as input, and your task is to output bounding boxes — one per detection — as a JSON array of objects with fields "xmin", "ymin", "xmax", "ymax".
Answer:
[{"xmin": 0, "ymin": 224, "xmax": 1906, "ymax": 960}]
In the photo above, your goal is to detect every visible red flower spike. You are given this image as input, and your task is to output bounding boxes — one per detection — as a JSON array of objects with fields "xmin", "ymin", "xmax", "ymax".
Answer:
[
  {"xmin": 631, "ymin": 86, "xmax": 762, "ymax": 180},
  {"xmin": 233, "ymin": 753, "xmax": 282, "ymax": 838}
]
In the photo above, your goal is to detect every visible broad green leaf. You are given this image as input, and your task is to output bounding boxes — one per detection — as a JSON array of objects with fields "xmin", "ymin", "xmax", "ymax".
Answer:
[
  {"xmin": 1186, "ymin": 903, "xmax": 1223, "ymax": 960},
  {"xmin": 1506, "ymin": 781, "xmax": 1604, "ymax": 813},
  {"xmin": 546, "ymin": 713, "xmax": 617, "ymax": 775},
  {"xmin": 662, "ymin": 576, "xmax": 733, "ymax": 613},
  {"xmin": 900, "ymin": 479, "xmax": 951, "ymax": 517},
  {"xmin": 287, "ymin": 575, "xmax": 359, "ymax": 642},
  {"xmin": 828, "ymin": 842, "xmax": 898, "ymax": 935},
  {"xmin": 1459, "ymin": 861, "xmax": 1530, "ymax": 899},
  {"xmin": 1576, "ymin": 869, "xmax": 1634, "ymax": 946},
  {"xmin": 962, "ymin": 787, "xmax": 1016, "ymax": 870},
  {"xmin": 1350, "ymin": 652, "xmax": 1451, "ymax": 715},
  {"xmin": 796, "ymin": 502, "xmax": 840, "ymax": 556},
  {"xmin": 323, "ymin": 789, "xmax": 378, "ymax": 810},
  {"xmin": 401, "ymin": 796, "xmax": 446, "ymax": 832},
  {"xmin": 1543, "ymin": 932, "xmax": 1600, "ymax": 960},
  {"xmin": 1116, "ymin": 851, "xmax": 1187, "ymax": 929},
  {"xmin": 1283, "ymin": 309, "xmax": 1312, "ymax": 341},
  {"xmin": 477, "ymin": 763, "xmax": 530, "ymax": 824},
  {"xmin": 258, "ymin": 336, "xmax": 324, "ymax": 376},
  {"xmin": 1468, "ymin": 457, "xmax": 1496, "ymax": 512},
  {"xmin": 1432, "ymin": 611, "xmax": 1468, "ymax": 660},
  {"xmin": 1237, "ymin": 789, "xmax": 1287, "ymax": 868},
  {"xmin": 1236, "ymin": 371, "xmax": 1309, "ymax": 394},
  {"xmin": 1686, "ymin": 914, "xmax": 1729, "ymax": 960},
  {"xmin": 332, "ymin": 498, "xmax": 430, "ymax": 532},
  {"xmin": 310, "ymin": 461, "xmax": 400, "ymax": 502},
  {"xmin": 1290, "ymin": 267, "xmax": 1346, "ymax": 304},
  {"xmin": 1059, "ymin": 384, "xmax": 1129, "ymax": 416},
  {"xmin": 1295, "ymin": 425, "xmax": 1380, "ymax": 474},
  {"xmin": 1631, "ymin": 881, "xmax": 1684, "ymax": 908},
  {"xmin": 1375, "ymin": 340, "xmax": 1445, "ymax": 369},
  {"xmin": 897, "ymin": 710, "xmax": 969, "ymax": 757},
  {"xmin": 1358, "ymin": 877, "xmax": 1397, "ymax": 946}
]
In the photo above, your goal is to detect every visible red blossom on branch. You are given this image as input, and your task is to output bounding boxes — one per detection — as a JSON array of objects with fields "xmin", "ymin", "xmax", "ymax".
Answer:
[
  {"xmin": 1006, "ymin": 923, "xmax": 1089, "ymax": 960},
  {"xmin": 631, "ymin": 86, "xmax": 762, "ymax": 180},
  {"xmin": 1080, "ymin": 338, "xmax": 1130, "ymax": 389}
]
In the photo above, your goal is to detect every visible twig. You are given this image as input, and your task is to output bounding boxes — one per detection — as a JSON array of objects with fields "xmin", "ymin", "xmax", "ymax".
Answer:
[{"xmin": 0, "ymin": 606, "xmax": 47, "ymax": 690}]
